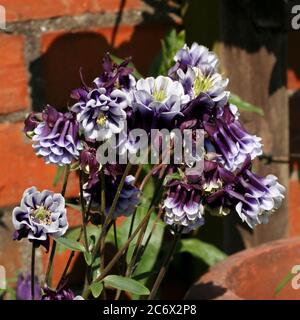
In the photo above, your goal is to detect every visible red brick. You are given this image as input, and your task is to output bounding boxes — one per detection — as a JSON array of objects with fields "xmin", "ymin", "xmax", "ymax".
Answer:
[
  {"xmin": 0, "ymin": 34, "xmax": 29, "ymax": 114},
  {"xmin": 288, "ymin": 69, "xmax": 300, "ymax": 90},
  {"xmin": 0, "ymin": 122, "xmax": 79, "ymax": 207},
  {"xmin": 40, "ymin": 24, "xmax": 166, "ymax": 108},
  {"xmin": 288, "ymin": 31, "xmax": 300, "ymax": 90},
  {"xmin": 3, "ymin": 0, "xmax": 142, "ymax": 22}
]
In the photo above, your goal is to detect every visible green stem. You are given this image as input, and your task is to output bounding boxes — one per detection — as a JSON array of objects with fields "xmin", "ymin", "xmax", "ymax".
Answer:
[
  {"xmin": 31, "ymin": 244, "xmax": 36, "ymax": 300},
  {"xmin": 113, "ymin": 221, "xmax": 119, "ymax": 251},
  {"xmin": 45, "ymin": 165, "xmax": 70, "ymax": 287},
  {"xmin": 148, "ymin": 231, "xmax": 181, "ymax": 300},
  {"xmin": 57, "ymin": 227, "xmax": 83, "ymax": 286},
  {"xmin": 82, "ymin": 203, "xmax": 154, "ymax": 299},
  {"xmin": 79, "ymin": 170, "xmax": 89, "ymax": 252},
  {"xmin": 126, "ymin": 165, "xmax": 168, "ymax": 278},
  {"xmin": 98, "ymin": 163, "xmax": 132, "ymax": 263},
  {"xmin": 99, "ymin": 168, "xmax": 107, "ymax": 299},
  {"xmin": 44, "ymin": 240, "xmax": 56, "ymax": 286}
]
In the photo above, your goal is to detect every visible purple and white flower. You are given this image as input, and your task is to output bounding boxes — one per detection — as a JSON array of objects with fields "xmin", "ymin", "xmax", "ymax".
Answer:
[
  {"xmin": 228, "ymin": 169, "xmax": 285, "ymax": 228},
  {"xmin": 169, "ymin": 43, "xmax": 229, "ymax": 105},
  {"xmin": 29, "ymin": 106, "xmax": 82, "ymax": 166},
  {"xmin": 164, "ymin": 180, "xmax": 204, "ymax": 233},
  {"xmin": 129, "ymin": 75, "xmax": 190, "ymax": 131},
  {"xmin": 71, "ymin": 87, "xmax": 127, "ymax": 141},
  {"xmin": 12, "ymin": 187, "xmax": 68, "ymax": 250},
  {"xmin": 84, "ymin": 174, "xmax": 140, "ymax": 219},
  {"xmin": 177, "ymin": 66, "xmax": 229, "ymax": 104},
  {"xmin": 169, "ymin": 43, "xmax": 219, "ymax": 76},
  {"xmin": 204, "ymin": 104, "xmax": 262, "ymax": 171}
]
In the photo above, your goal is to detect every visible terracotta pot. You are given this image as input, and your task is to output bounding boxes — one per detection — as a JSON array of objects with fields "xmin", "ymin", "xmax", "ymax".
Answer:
[{"xmin": 185, "ymin": 237, "xmax": 300, "ymax": 300}]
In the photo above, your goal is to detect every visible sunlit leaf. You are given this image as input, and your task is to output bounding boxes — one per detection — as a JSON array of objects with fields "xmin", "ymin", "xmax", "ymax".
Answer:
[
  {"xmin": 52, "ymin": 166, "xmax": 65, "ymax": 187},
  {"xmin": 103, "ymin": 275, "xmax": 150, "ymax": 295},
  {"xmin": 90, "ymin": 282, "xmax": 103, "ymax": 298},
  {"xmin": 178, "ymin": 238, "xmax": 227, "ymax": 267},
  {"xmin": 54, "ymin": 237, "xmax": 86, "ymax": 252},
  {"xmin": 230, "ymin": 93, "xmax": 264, "ymax": 116}
]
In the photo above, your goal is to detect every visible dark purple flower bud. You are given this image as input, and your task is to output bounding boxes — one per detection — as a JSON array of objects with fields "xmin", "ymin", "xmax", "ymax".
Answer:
[
  {"xmin": 30, "ymin": 106, "xmax": 82, "ymax": 166},
  {"xmin": 16, "ymin": 273, "xmax": 41, "ymax": 300},
  {"xmin": 24, "ymin": 113, "xmax": 41, "ymax": 136},
  {"xmin": 12, "ymin": 187, "xmax": 68, "ymax": 250},
  {"xmin": 83, "ymin": 174, "xmax": 140, "ymax": 220},
  {"xmin": 164, "ymin": 180, "xmax": 204, "ymax": 233},
  {"xmin": 94, "ymin": 53, "xmax": 136, "ymax": 92},
  {"xmin": 42, "ymin": 283, "xmax": 75, "ymax": 300},
  {"xmin": 80, "ymin": 146, "xmax": 100, "ymax": 176}
]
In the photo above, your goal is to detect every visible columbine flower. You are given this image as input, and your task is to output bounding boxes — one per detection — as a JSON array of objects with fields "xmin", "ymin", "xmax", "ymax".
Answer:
[
  {"xmin": 204, "ymin": 104, "xmax": 262, "ymax": 171},
  {"xmin": 177, "ymin": 66, "xmax": 229, "ymax": 104},
  {"xmin": 12, "ymin": 187, "xmax": 68, "ymax": 250},
  {"xmin": 169, "ymin": 43, "xmax": 219, "ymax": 76},
  {"xmin": 228, "ymin": 168, "xmax": 285, "ymax": 228},
  {"xmin": 169, "ymin": 43, "xmax": 229, "ymax": 105},
  {"xmin": 206, "ymin": 158, "xmax": 285, "ymax": 228},
  {"xmin": 129, "ymin": 75, "xmax": 190, "ymax": 131},
  {"xmin": 83, "ymin": 174, "xmax": 140, "ymax": 220},
  {"xmin": 16, "ymin": 273, "xmax": 41, "ymax": 300},
  {"xmin": 28, "ymin": 106, "xmax": 82, "ymax": 166},
  {"xmin": 71, "ymin": 87, "xmax": 127, "ymax": 141},
  {"xmin": 163, "ymin": 179, "xmax": 204, "ymax": 233}
]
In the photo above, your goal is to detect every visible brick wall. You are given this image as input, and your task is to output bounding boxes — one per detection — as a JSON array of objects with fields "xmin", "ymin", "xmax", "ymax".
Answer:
[{"xmin": 0, "ymin": 0, "xmax": 171, "ymax": 282}]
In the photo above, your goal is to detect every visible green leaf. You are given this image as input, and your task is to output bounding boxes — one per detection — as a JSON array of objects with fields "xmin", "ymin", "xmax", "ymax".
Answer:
[
  {"xmin": 52, "ymin": 166, "xmax": 65, "ymax": 187},
  {"xmin": 90, "ymin": 282, "xmax": 103, "ymax": 298},
  {"xmin": 54, "ymin": 237, "xmax": 86, "ymax": 252},
  {"xmin": 275, "ymin": 271, "xmax": 294, "ymax": 296},
  {"xmin": 103, "ymin": 275, "xmax": 150, "ymax": 295},
  {"xmin": 178, "ymin": 238, "xmax": 227, "ymax": 267},
  {"xmin": 84, "ymin": 251, "xmax": 93, "ymax": 266},
  {"xmin": 56, "ymin": 225, "xmax": 100, "ymax": 254},
  {"xmin": 148, "ymin": 29, "xmax": 185, "ymax": 77},
  {"xmin": 163, "ymin": 172, "xmax": 183, "ymax": 185},
  {"xmin": 229, "ymin": 93, "xmax": 264, "ymax": 116},
  {"xmin": 56, "ymin": 227, "xmax": 82, "ymax": 254}
]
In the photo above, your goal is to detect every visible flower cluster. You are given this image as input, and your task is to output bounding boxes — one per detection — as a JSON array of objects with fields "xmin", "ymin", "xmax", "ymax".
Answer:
[
  {"xmin": 160, "ymin": 43, "xmax": 284, "ymax": 232},
  {"xmin": 19, "ymin": 44, "xmax": 285, "ymax": 237}
]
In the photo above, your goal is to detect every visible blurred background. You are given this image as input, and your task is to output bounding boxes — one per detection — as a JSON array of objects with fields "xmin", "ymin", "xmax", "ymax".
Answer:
[{"xmin": 0, "ymin": 0, "xmax": 299, "ymax": 299}]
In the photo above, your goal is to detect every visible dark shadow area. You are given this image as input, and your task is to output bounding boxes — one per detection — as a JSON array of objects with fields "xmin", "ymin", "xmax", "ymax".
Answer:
[
  {"xmin": 29, "ymin": 0, "xmax": 177, "ymax": 112},
  {"xmin": 184, "ymin": 281, "xmax": 227, "ymax": 300},
  {"xmin": 220, "ymin": 0, "xmax": 288, "ymax": 95}
]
